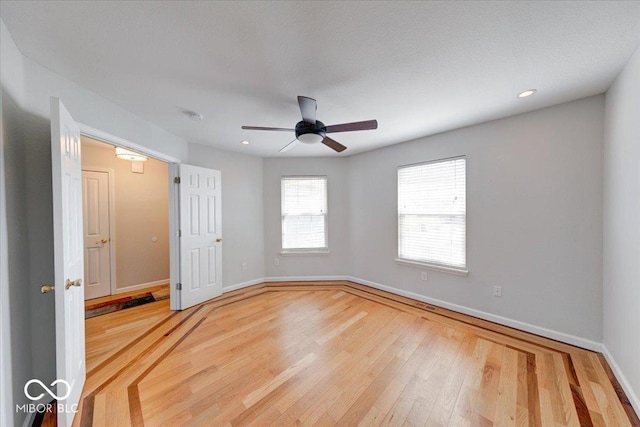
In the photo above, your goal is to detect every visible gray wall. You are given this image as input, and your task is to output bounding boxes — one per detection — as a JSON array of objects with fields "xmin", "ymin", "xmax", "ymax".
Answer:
[
  {"xmin": 603, "ymin": 45, "xmax": 640, "ymax": 411},
  {"xmin": 0, "ymin": 78, "xmax": 11, "ymax": 426},
  {"xmin": 1, "ymin": 18, "xmax": 34, "ymax": 426},
  {"xmin": 188, "ymin": 143, "xmax": 265, "ymax": 288},
  {"xmin": 264, "ymin": 157, "xmax": 350, "ymax": 277},
  {"xmin": 349, "ymin": 96, "xmax": 604, "ymax": 342}
]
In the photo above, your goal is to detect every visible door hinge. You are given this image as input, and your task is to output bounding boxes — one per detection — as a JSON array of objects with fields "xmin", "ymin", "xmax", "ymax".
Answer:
[
  {"xmin": 177, "ymin": 229, "xmax": 182, "ymax": 237},
  {"xmin": 174, "ymin": 176, "xmax": 181, "ymax": 184},
  {"xmin": 176, "ymin": 283, "xmax": 182, "ymax": 290}
]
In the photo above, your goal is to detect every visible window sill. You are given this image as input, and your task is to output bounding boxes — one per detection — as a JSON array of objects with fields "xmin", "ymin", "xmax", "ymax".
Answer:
[
  {"xmin": 395, "ymin": 258, "xmax": 468, "ymax": 276},
  {"xmin": 280, "ymin": 250, "xmax": 331, "ymax": 256}
]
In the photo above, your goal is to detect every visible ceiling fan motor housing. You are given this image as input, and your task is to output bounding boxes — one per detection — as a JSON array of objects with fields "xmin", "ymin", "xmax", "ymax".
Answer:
[{"xmin": 295, "ymin": 120, "xmax": 326, "ymax": 144}]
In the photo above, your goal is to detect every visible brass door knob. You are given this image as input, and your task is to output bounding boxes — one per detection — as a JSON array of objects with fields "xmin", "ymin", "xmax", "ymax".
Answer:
[
  {"xmin": 95, "ymin": 239, "xmax": 109, "ymax": 245},
  {"xmin": 65, "ymin": 279, "xmax": 82, "ymax": 290},
  {"xmin": 216, "ymin": 238, "xmax": 222, "ymax": 243},
  {"xmin": 41, "ymin": 285, "xmax": 55, "ymax": 294}
]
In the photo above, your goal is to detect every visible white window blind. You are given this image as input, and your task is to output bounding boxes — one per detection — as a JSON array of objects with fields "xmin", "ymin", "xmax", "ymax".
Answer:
[
  {"xmin": 281, "ymin": 176, "xmax": 328, "ymax": 251},
  {"xmin": 398, "ymin": 157, "xmax": 466, "ymax": 270}
]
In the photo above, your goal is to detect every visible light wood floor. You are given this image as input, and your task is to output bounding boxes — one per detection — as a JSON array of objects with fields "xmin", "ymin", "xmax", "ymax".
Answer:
[
  {"xmin": 76, "ymin": 281, "xmax": 639, "ymax": 427},
  {"xmin": 84, "ymin": 285, "xmax": 171, "ymax": 372}
]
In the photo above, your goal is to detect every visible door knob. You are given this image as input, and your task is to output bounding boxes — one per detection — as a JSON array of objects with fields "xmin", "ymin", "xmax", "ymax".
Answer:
[
  {"xmin": 95, "ymin": 239, "xmax": 109, "ymax": 245},
  {"xmin": 216, "ymin": 238, "xmax": 222, "ymax": 243},
  {"xmin": 41, "ymin": 285, "xmax": 55, "ymax": 294},
  {"xmin": 65, "ymin": 279, "xmax": 82, "ymax": 290}
]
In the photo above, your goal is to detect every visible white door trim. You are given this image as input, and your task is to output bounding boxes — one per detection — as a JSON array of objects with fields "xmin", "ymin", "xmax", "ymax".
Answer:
[
  {"xmin": 78, "ymin": 124, "xmax": 182, "ymax": 310},
  {"xmin": 81, "ymin": 167, "xmax": 116, "ymax": 296}
]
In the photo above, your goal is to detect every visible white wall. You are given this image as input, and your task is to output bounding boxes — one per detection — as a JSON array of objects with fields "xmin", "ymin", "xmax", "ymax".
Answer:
[
  {"xmin": 187, "ymin": 143, "xmax": 265, "ymax": 289},
  {"xmin": 349, "ymin": 96, "xmax": 605, "ymax": 343},
  {"xmin": 264, "ymin": 157, "xmax": 351, "ymax": 278},
  {"xmin": 603, "ymin": 45, "xmax": 640, "ymax": 412}
]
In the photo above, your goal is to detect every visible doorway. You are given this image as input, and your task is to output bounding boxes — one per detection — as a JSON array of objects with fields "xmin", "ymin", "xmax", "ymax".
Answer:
[
  {"xmin": 49, "ymin": 99, "xmax": 223, "ymax": 425},
  {"xmin": 80, "ymin": 136, "xmax": 170, "ymax": 302},
  {"xmin": 79, "ymin": 135, "xmax": 173, "ymax": 372}
]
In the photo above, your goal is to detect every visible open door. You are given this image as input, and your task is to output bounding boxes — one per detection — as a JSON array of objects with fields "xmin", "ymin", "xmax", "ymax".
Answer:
[
  {"xmin": 50, "ymin": 98, "xmax": 85, "ymax": 427},
  {"xmin": 178, "ymin": 164, "xmax": 222, "ymax": 309}
]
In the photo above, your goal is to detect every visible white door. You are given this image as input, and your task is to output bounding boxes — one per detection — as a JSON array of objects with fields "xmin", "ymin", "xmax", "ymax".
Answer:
[
  {"xmin": 179, "ymin": 164, "xmax": 222, "ymax": 309},
  {"xmin": 82, "ymin": 170, "xmax": 112, "ymax": 300},
  {"xmin": 50, "ymin": 98, "xmax": 85, "ymax": 427}
]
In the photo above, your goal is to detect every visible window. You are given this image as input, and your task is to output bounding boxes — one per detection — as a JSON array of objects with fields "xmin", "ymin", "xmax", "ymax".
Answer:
[
  {"xmin": 398, "ymin": 157, "xmax": 466, "ymax": 272},
  {"xmin": 281, "ymin": 176, "xmax": 328, "ymax": 252}
]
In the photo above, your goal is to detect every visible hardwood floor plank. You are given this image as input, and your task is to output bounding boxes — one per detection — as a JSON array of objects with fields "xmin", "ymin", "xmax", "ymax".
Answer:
[
  {"xmin": 526, "ymin": 352, "xmax": 542, "ymax": 426},
  {"xmin": 494, "ymin": 347, "xmax": 519, "ymax": 427},
  {"xmin": 429, "ymin": 333, "xmax": 478, "ymax": 426},
  {"xmin": 242, "ymin": 352, "xmax": 318, "ymax": 408}
]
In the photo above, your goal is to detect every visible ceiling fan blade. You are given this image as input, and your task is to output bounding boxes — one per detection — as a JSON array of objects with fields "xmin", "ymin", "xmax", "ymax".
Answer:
[
  {"xmin": 321, "ymin": 136, "xmax": 347, "ymax": 153},
  {"xmin": 298, "ymin": 96, "xmax": 317, "ymax": 124},
  {"xmin": 324, "ymin": 120, "xmax": 378, "ymax": 133},
  {"xmin": 279, "ymin": 139, "xmax": 300, "ymax": 153},
  {"xmin": 241, "ymin": 126, "xmax": 294, "ymax": 132}
]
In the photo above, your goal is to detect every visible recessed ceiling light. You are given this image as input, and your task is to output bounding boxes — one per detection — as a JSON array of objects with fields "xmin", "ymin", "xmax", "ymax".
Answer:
[
  {"xmin": 241, "ymin": 140, "xmax": 250, "ymax": 145},
  {"xmin": 518, "ymin": 89, "xmax": 537, "ymax": 98},
  {"xmin": 185, "ymin": 111, "xmax": 204, "ymax": 121}
]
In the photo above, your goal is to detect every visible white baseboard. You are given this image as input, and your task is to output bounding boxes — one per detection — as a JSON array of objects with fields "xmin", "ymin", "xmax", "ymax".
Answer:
[
  {"xmin": 601, "ymin": 345, "xmax": 640, "ymax": 416},
  {"xmin": 344, "ymin": 276, "xmax": 603, "ymax": 352},
  {"xmin": 222, "ymin": 278, "xmax": 265, "ymax": 293},
  {"xmin": 114, "ymin": 279, "xmax": 169, "ymax": 294},
  {"xmin": 220, "ymin": 275, "xmax": 349, "ymax": 294},
  {"xmin": 264, "ymin": 275, "xmax": 349, "ymax": 282}
]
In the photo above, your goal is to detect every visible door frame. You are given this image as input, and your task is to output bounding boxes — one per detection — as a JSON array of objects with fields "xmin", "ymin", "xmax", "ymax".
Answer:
[
  {"xmin": 81, "ymin": 167, "xmax": 117, "ymax": 297},
  {"xmin": 78, "ymin": 124, "xmax": 182, "ymax": 310}
]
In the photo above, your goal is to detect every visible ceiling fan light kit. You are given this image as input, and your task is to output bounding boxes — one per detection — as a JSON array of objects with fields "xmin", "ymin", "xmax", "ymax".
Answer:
[
  {"xmin": 296, "ymin": 120, "xmax": 326, "ymax": 144},
  {"xmin": 242, "ymin": 96, "xmax": 378, "ymax": 153}
]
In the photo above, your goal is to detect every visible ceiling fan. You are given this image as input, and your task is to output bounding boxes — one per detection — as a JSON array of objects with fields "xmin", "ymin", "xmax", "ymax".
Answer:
[{"xmin": 242, "ymin": 96, "xmax": 378, "ymax": 153}]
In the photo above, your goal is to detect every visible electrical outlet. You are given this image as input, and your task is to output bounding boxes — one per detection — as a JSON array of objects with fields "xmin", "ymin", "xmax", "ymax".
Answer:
[
  {"xmin": 493, "ymin": 286, "xmax": 502, "ymax": 297},
  {"xmin": 274, "ymin": 258, "xmax": 280, "ymax": 266},
  {"xmin": 241, "ymin": 262, "xmax": 247, "ymax": 271},
  {"xmin": 420, "ymin": 271, "xmax": 428, "ymax": 281}
]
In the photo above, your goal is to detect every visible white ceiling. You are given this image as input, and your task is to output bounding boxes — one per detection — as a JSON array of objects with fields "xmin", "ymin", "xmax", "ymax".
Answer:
[{"xmin": 1, "ymin": 1, "xmax": 639, "ymax": 158}]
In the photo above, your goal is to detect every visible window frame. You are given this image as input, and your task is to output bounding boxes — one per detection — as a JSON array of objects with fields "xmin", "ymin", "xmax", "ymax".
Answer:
[
  {"xmin": 396, "ymin": 156, "xmax": 468, "ymax": 276},
  {"xmin": 280, "ymin": 175, "xmax": 329, "ymax": 255}
]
